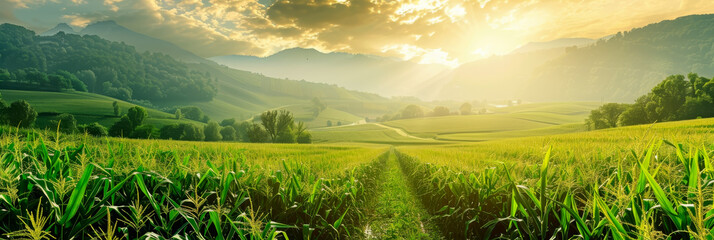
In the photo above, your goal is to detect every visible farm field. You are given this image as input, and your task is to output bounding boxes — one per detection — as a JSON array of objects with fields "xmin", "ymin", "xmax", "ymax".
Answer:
[
  {"xmin": 3, "ymin": 116, "xmax": 714, "ymax": 239},
  {"xmin": 0, "ymin": 127, "xmax": 390, "ymax": 239}
]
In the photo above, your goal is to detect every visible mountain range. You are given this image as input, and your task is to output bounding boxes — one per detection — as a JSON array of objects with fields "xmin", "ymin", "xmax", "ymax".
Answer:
[
  {"xmin": 39, "ymin": 14, "xmax": 714, "ymax": 104},
  {"xmin": 210, "ymin": 48, "xmax": 449, "ymax": 97}
]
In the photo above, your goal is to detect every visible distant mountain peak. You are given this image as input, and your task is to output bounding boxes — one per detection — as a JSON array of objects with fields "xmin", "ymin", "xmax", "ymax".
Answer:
[{"xmin": 40, "ymin": 23, "xmax": 78, "ymax": 36}]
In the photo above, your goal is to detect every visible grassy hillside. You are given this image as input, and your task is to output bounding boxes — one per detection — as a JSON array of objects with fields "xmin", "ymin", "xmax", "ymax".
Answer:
[
  {"xmin": 382, "ymin": 102, "xmax": 596, "ymax": 138},
  {"xmin": 1, "ymin": 90, "xmax": 204, "ymax": 128}
]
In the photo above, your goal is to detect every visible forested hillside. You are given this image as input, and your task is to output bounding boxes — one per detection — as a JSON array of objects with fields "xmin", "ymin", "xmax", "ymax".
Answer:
[{"xmin": 0, "ymin": 23, "xmax": 216, "ymax": 101}]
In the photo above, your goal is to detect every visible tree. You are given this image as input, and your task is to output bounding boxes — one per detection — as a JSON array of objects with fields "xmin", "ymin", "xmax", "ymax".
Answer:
[
  {"xmin": 75, "ymin": 70, "xmax": 96, "ymax": 92},
  {"xmin": 181, "ymin": 124, "xmax": 204, "ymax": 141},
  {"xmin": 260, "ymin": 110, "xmax": 279, "ymax": 140},
  {"xmin": 337, "ymin": 121, "xmax": 342, "ymax": 126},
  {"xmin": 618, "ymin": 94, "xmax": 652, "ymax": 126},
  {"xmin": 109, "ymin": 115, "xmax": 133, "ymax": 137},
  {"xmin": 233, "ymin": 121, "xmax": 251, "ymax": 142},
  {"xmin": 311, "ymin": 97, "xmax": 326, "ymax": 117},
  {"xmin": 220, "ymin": 118, "xmax": 236, "ymax": 127},
  {"xmin": 679, "ymin": 95, "xmax": 714, "ymax": 120},
  {"xmin": 649, "ymin": 75, "xmax": 689, "ymax": 121},
  {"xmin": 180, "ymin": 106, "xmax": 206, "ymax": 122},
  {"xmin": 78, "ymin": 122, "xmax": 108, "ymax": 137},
  {"xmin": 131, "ymin": 125, "xmax": 159, "ymax": 139},
  {"xmin": 459, "ymin": 102, "xmax": 472, "ymax": 115},
  {"xmin": 175, "ymin": 109, "xmax": 182, "ymax": 120},
  {"xmin": 113, "ymin": 101, "xmax": 120, "ymax": 116},
  {"xmin": 401, "ymin": 105, "xmax": 424, "ymax": 119},
  {"xmin": 220, "ymin": 126, "xmax": 237, "ymax": 141},
  {"xmin": 127, "ymin": 106, "xmax": 148, "ymax": 128},
  {"xmin": 160, "ymin": 124, "xmax": 184, "ymax": 140},
  {"xmin": 586, "ymin": 103, "xmax": 629, "ymax": 130},
  {"xmin": 6, "ymin": 100, "xmax": 37, "ymax": 128},
  {"xmin": 204, "ymin": 121, "xmax": 223, "ymax": 141},
  {"xmin": 260, "ymin": 110, "xmax": 296, "ymax": 142},
  {"xmin": 327, "ymin": 120, "xmax": 333, "ymax": 127},
  {"xmin": 49, "ymin": 113, "xmax": 78, "ymax": 133},
  {"xmin": 295, "ymin": 121, "xmax": 311, "ymax": 144},
  {"xmin": 56, "ymin": 70, "xmax": 86, "ymax": 92},
  {"xmin": 246, "ymin": 123, "xmax": 268, "ymax": 143},
  {"xmin": 0, "ymin": 68, "xmax": 11, "ymax": 80},
  {"xmin": 297, "ymin": 132, "xmax": 312, "ymax": 144},
  {"xmin": 432, "ymin": 106, "xmax": 450, "ymax": 117}
]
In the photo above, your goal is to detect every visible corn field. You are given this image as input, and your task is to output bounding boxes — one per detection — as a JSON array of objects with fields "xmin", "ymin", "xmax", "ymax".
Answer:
[
  {"xmin": 0, "ymin": 127, "xmax": 387, "ymax": 239},
  {"xmin": 3, "ymin": 119, "xmax": 714, "ymax": 239}
]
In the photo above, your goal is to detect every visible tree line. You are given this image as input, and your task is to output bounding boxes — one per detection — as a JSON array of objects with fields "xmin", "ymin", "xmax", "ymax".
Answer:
[
  {"xmin": 376, "ymin": 102, "xmax": 488, "ymax": 122},
  {"xmin": 0, "ymin": 96, "xmax": 311, "ymax": 144},
  {"xmin": 587, "ymin": 73, "xmax": 714, "ymax": 129},
  {"xmin": 0, "ymin": 23, "xmax": 216, "ymax": 102}
]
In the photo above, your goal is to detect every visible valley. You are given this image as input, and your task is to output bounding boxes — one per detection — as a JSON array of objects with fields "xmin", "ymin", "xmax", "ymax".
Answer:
[{"xmin": 3, "ymin": 7, "xmax": 714, "ymax": 240}]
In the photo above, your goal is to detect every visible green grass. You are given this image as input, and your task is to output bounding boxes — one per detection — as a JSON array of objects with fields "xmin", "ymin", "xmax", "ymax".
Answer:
[{"xmin": 1, "ymin": 90, "xmax": 204, "ymax": 128}]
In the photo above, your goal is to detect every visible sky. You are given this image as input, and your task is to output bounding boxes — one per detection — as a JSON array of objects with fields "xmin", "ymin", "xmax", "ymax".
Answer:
[{"xmin": 2, "ymin": 0, "xmax": 714, "ymax": 67}]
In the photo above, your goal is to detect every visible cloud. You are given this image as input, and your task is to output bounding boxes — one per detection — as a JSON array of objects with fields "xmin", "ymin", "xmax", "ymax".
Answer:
[{"xmin": 5, "ymin": 0, "xmax": 714, "ymax": 66}]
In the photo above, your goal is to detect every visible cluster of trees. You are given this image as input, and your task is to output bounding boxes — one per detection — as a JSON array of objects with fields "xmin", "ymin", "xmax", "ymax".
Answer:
[
  {"xmin": 242, "ymin": 110, "xmax": 311, "ymax": 143},
  {"xmin": 587, "ymin": 73, "xmax": 714, "ymax": 129},
  {"xmin": 376, "ymin": 102, "xmax": 479, "ymax": 122},
  {"xmin": 0, "ymin": 23, "xmax": 216, "ymax": 101},
  {"xmin": 175, "ymin": 106, "xmax": 211, "ymax": 123}
]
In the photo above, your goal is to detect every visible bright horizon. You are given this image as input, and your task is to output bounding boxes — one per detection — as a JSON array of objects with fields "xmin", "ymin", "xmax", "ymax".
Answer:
[{"xmin": 3, "ymin": 0, "xmax": 714, "ymax": 67}]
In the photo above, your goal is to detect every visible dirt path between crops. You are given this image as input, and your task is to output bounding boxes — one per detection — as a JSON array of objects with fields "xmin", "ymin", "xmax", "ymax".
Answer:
[
  {"xmin": 373, "ymin": 123, "xmax": 433, "ymax": 141},
  {"xmin": 364, "ymin": 151, "xmax": 443, "ymax": 240}
]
